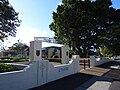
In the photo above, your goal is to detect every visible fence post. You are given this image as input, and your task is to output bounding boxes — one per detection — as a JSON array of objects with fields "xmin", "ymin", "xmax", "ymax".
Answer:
[
  {"xmin": 88, "ymin": 59, "xmax": 90, "ymax": 68},
  {"xmin": 84, "ymin": 60, "xmax": 85, "ymax": 69}
]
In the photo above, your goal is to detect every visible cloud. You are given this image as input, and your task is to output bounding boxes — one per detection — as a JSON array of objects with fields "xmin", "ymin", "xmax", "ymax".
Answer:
[
  {"xmin": 4, "ymin": 27, "xmax": 50, "ymax": 48},
  {"xmin": 16, "ymin": 27, "xmax": 48, "ymax": 45},
  {"xmin": 58, "ymin": 1, "xmax": 62, "ymax": 5}
]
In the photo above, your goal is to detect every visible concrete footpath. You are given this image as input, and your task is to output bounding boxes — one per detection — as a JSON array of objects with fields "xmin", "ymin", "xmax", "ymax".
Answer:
[
  {"xmin": 76, "ymin": 76, "xmax": 120, "ymax": 90},
  {"xmin": 75, "ymin": 76, "xmax": 112, "ymax": 90}
]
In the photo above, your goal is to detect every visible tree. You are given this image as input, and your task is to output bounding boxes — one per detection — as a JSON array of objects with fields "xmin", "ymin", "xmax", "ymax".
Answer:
[
  {"xmin": 0, "ymin": 0, "xmax": 21, "ymax": 41},
  {"xmin": 106, "ymin": 25, "xmax": 120, "ymax": 55},
  {"xmin": 49, "ymin": 0, "xmax": 120, "ymax": 57},
  {"xmin": 9, "ymin": 41, "xmax": 29, "ymax": 57},
  {"xmin": 100, "ymin": 47, "xmax": 112, "ymax": 57}
]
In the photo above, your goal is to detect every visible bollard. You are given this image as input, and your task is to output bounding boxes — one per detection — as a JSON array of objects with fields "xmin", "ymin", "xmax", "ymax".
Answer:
[
  {"xmin": 84, "ymin": 60, "xmax": 86, "ymax": 69},
  {"xmin": 88, "ymin": 59, "xmax": 90, "ymax": 68}
]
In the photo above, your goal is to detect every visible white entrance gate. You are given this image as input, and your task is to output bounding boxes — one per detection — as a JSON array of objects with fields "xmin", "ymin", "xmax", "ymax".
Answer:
[
  {"xmin": 37, "ymin": 60, "xmax": 47, "ymax": 85},
  {"xmin": 0, "ymin": 40, "xmax": 80, "ymax": 90},
  {"xmin": 30, "ymin": 41, "xmax": 47, "ymax": 85}
]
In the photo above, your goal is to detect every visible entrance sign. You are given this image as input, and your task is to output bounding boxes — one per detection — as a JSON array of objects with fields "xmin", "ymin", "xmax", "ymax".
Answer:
[{"xmin": 34, "ymin": 37, "xmax": 62, "ymax": 44}]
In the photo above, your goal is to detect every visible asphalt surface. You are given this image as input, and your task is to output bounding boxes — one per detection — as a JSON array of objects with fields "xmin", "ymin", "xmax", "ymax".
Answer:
[{"xmin": 29, "ymin": 73, "xmax": 94, "ymax": 90}]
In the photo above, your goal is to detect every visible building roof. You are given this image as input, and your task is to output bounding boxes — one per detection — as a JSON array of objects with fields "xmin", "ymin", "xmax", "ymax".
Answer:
[{"xmin": 42, "ymin": 42, "xmax": 64, "ymax": 48}]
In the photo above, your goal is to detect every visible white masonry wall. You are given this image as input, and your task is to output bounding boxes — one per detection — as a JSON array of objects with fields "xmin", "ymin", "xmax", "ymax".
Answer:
[
  {"xmin": 46, "ymin": 55, "xmax": 80, "ymax": 82},
  {"xmin": 90, "ymin": 56, "xmax": 112, "ymax": 67},
  {"xmin": 61, "ymin": 45, "xmax": 70, "ymax": 64},
  {"xmin": 0, "ymin": 41, "xmax": 80, "ymax": 90},
  {"xmin": 0, "ymin": 55, "xmax": 80, "ymax": 90},
  {"xmin": 0, "ymin": 61, "xmax": 38, "ymax": 90},
  {"xmin": 30, "ymin": 41, "xmax": 42, "ymax": 61}
]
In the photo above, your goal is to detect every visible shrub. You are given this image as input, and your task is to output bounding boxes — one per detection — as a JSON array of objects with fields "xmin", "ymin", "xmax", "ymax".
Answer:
[
  {"xmin": 12, "ymin": 58, "xmax": 29, "ymax": 62},
  {"xmin": 0, "ymin": 60, "xmax": 14, "ymax": 63},
  {"xmin": 0, "ymin": 63, "xmax": 18, "ymax": 73},
  {"xmin": 0, "ymin": 57, "xmax": 29, "ymax": 63},
  {"xmin": 12, "ymin": 58, "xmax": 22, "ymax": 61},
  {"xmin": 0, "ymin": 57, "xmax": 13, "ymax": 60},
  {"xmin": 45, "ymin": 58, "xmax": 61, "ymax": 63}
]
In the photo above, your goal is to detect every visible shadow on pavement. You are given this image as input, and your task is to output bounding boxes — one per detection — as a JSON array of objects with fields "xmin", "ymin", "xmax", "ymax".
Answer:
[{"xmin": 29, "ymin": 73, "xmax": 94, "ymax": 90}]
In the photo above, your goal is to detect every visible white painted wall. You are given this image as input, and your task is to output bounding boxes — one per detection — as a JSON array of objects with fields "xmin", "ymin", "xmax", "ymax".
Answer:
[
  {"xmin": 48, "ymin": 48, "xmax": 54, "ymax": 58},
  {"xmin": 0, "ymin": 41, "xmax": 81, "ymax": 90},
  {"xmin": 30, "ymin": 41, "xmax": 42, "ymax": 61},
  {"xmin": 30, "ymin": 41, "xmax": 70, "ymax": 64},
  {"xmin": 90, "ymin": 56, "xmax": 112, "ymax": 67},
  {"xmin": 56, "ymin": 49, "xmax": 61, "ymax": 58},
  {"xmin": 0, "ymin": 61, "xmax": 38, "ymax": 90},
  {"xmin": 47, "ymin": 55, "xmax": 80, "ymax": 82},
  {"xmin": 61, "ymin": 45, "xmax": 70, "ymax": 64},
  {"xmin": 0, "ymin": 55, "xmax": 80, "ymax": 90}
]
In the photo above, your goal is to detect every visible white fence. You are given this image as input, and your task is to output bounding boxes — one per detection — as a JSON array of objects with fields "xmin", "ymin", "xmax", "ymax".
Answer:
[
  {"xmin": 0, "ymin": 55, "xmax": 80, "ymax": 90},
  {"xmin": 90, "ymin": 56, "xmax": 112, "ymax": 67}
]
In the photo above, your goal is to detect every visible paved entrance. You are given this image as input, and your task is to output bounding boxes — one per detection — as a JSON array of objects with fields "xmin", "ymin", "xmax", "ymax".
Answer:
[{"xmin": 81, "ymin": 67, "xmax": 110, "ymax": 76}]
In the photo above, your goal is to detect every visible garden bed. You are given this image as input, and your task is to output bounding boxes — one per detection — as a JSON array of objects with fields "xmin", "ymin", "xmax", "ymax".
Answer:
[
  {"xmin": 0, "ymin": 63, "xmax": 18, "ymax": 73},
  {"xmin": 0, "ymin": 63, "xmax": 27, "ymax": 73}
]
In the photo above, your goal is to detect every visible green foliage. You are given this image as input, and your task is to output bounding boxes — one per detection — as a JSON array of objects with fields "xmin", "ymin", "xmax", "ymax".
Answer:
[
  {"xmin": 12, "ymin": 57, "xmax": 28, "ymax": 62},
  {"xmin": 0, "ymin": 57, "xmax": 13, "ymax": 60},
  {"xmin": 96, "ymin": 49, "xmax": 101, "ymax": 56},
  {"xmin": 69, "ymin": 49, "xmax": 78, "ymax": 58},
  {"xmin": 0, "ymin": 63, "xmax": 18, "ymax": 73},
  {"xmin": 100, "ymin": 47, "xmax": 112, "ymax": 57},
  {"xmin": 106, "ymin": 25, "xmax": 120, "ymax": 55},
  {"xmin": 46, "ymin": 58, "xmax": 61, "ymax": 63},
  {"xmin": 0, "ymin": 0, "xmax": 21, "ymax": 41},
  {"xmin": 0, "ymin": 57, "xmax": 29, "ymax": 63},
  {"xmin": 9, "ymin": 41, "xmax": 29, "ymax": 56},
  {"xmin": 50, "ymin": 0, "xmax": 120, "ymax": 57}
]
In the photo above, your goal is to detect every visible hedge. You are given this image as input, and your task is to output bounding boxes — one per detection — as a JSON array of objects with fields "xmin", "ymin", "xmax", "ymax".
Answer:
[
  {"xmin": 45, "ymin": 58, "xmax": 61, "ymax": 63},
  {"xmin": 0, "ymin": 57, "xmax": 29, "ymax": 63}
]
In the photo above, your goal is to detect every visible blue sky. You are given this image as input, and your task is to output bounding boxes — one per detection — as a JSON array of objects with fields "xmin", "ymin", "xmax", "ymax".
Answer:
[
  {"xmin": 112, "ymin": 0, "xmax": 120, "ymax": 9},
  {"xmin": 9, "ymin": 0, "xmax": 62, "ymax": 36},
  {"xmin": 3, "ymin": 0, "xmax": 120, "ymax": 47},
  {"xmin": 6, "ymin": 0, "xmax": 62, "ymax": 46}
]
